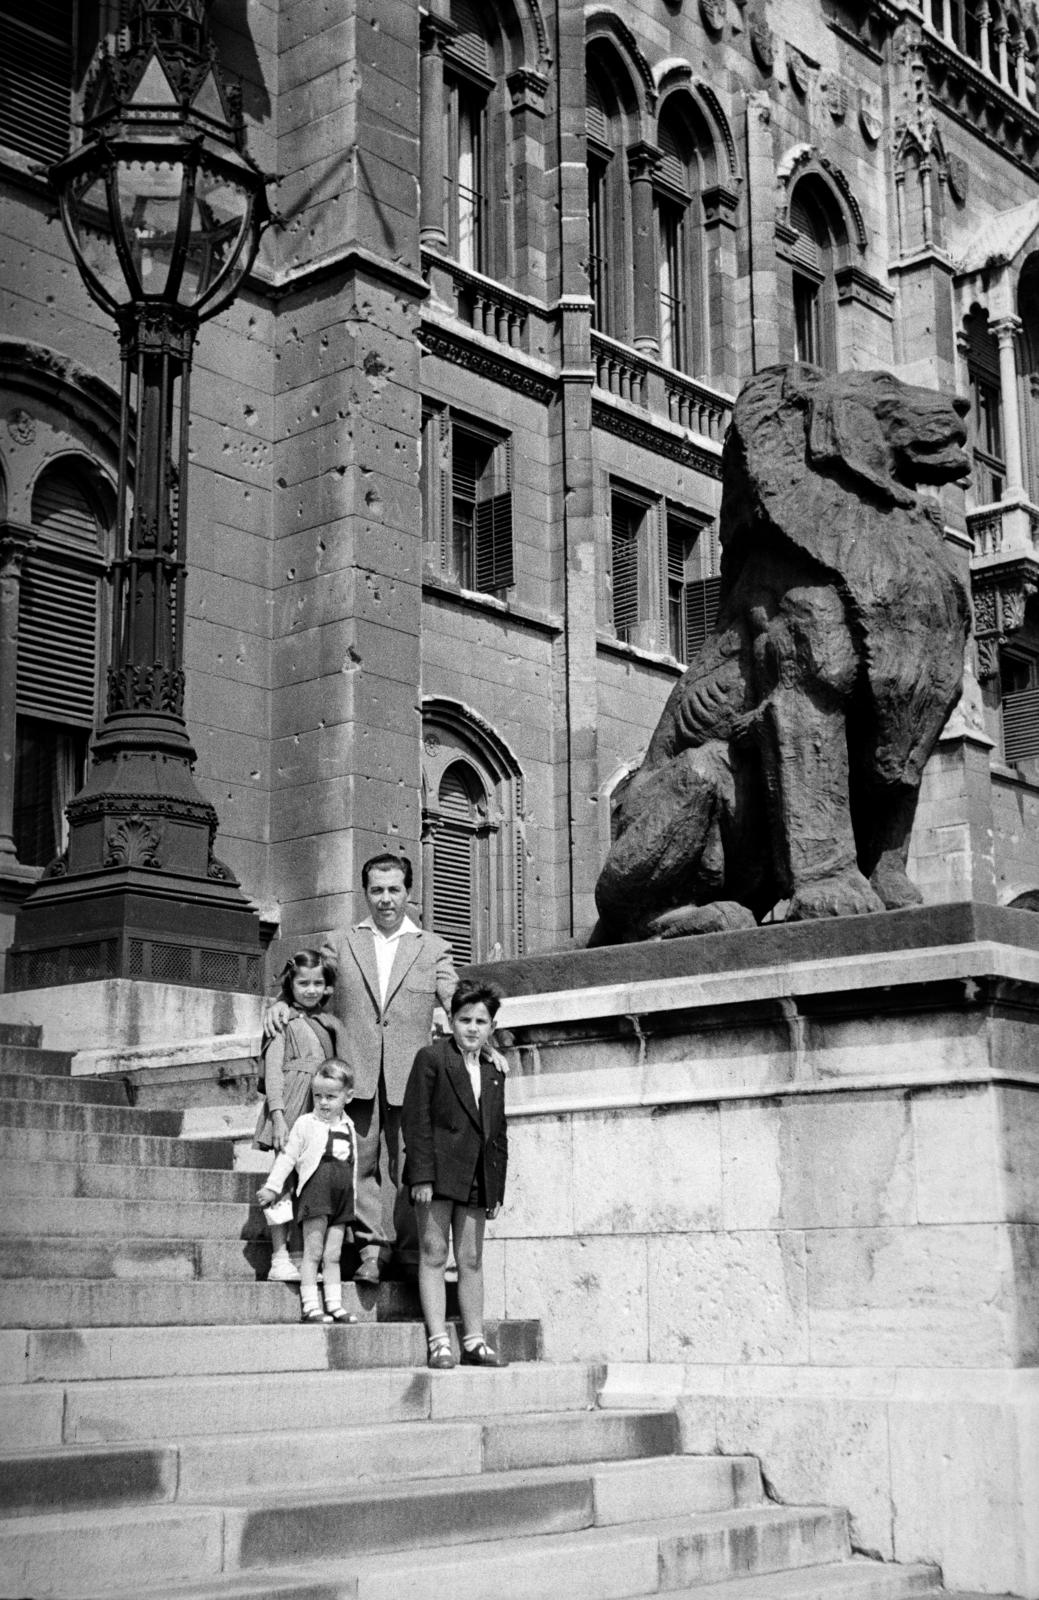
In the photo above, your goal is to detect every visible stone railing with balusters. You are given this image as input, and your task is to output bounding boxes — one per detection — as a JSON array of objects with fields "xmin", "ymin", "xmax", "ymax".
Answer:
[
  {"xmin": 421, "ymin": 250, "xmax": 536, "ymax": 352},
  {"xmin": 590, "ymin": 333, "xmax": 649, "ymax": 408},
  {"xmin": 968, "ymin": 503, "xmax": 1007, "ymax": 557},
  {"xmin": 968, "ymin": 498, "xmax": 1039, "ymax": 559},
  {"xmin": 662, "ymin": 368, "xmax": 732, "ymax": 445}
]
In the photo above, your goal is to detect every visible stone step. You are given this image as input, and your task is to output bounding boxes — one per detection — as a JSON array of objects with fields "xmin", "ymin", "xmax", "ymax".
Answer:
[
  {"xmin": 7, "ymin": 1362, "xmax": 598, "ymax": 1451},
  {"xmin": 2, "ymin": 1318, "xmax": 542, "ymax": 1384},
  {"xmin": 0, "ymin": 1097, "xmax": 185, "ymax": 1137},
  {"xmin": 0, "ymin": 1157, "xmax": 256, "ymax": 1203},
  {"xmin": 0, "ymin": 1498, "xmax": 850, "ymax": 1600},
  {"xmin": 665, "ymin": 1559, "xmax": 942, "ymax": 1600},
  {"xmin": 0, "ymin": 1194, "xmax": 264, "ymax": 1243},
  {"xmin": 0, "ymin": 1234, "xmax": 272, "ymax": 1282},
  {"xmin": 0, "ymin": 1043, "xmax": 70, "ymax": 1074},
  {"xmin": 0, "ymin": 1125, "xmax": 235, "ymax": 1171},
  {"xmin": 0, "ymin": 1072, "xmax": 129, "ymax": 1107},
  {"xmin": 0, "ymin": 1277, "xmax": 328, "ymax": 1335},
  {"xmin": 1, "ymin": 1420, "xmax": 742, "ymax": 1513}
]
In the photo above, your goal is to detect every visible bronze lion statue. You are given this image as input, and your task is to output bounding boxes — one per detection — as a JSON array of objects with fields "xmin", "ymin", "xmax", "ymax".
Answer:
[{"xmin": 594, "ymin": 364, "xmax": 972, "ymax": 942}]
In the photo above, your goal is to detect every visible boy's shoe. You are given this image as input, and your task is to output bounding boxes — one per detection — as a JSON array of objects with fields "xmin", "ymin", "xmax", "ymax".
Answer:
[
  {"xmin": 459, "ymin": 1340, "xmax": 508, "ymax": 1368},
  {"xmin": 268, "ymin": 1255, "xmax": 301, "ymax": 1282},
  {"xmin": 301, "ymin": 1308, "xmax": 331, "ymax": 1323},
  {"xmin": 353, "ymin": 1257, "xmax": 380, "ymax": 1285}
]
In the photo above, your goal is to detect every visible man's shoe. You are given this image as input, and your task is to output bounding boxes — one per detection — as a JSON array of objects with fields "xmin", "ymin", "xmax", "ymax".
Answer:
[
  {"xmin": 459, "ymin": 1340, "xmax": 508, "ymax": 1368},
  {"xmin": 353, "ymin": 1258, "xmax": 380, "ymax": 1285}
]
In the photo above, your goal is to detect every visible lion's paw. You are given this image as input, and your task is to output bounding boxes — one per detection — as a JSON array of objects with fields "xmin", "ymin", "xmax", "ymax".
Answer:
[
  {"xmin": 786, "ymin": 871, "xmax": 885, "ymax": 921},
  {"xmin": 646, "ymin": 901, "xmax": 758, "ymax": 939},
  {"xmin": 869, "ymin": 861, "xmax": 923, "ymax": 910}
]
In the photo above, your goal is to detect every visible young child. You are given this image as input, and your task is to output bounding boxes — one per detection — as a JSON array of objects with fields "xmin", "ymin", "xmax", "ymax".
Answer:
[
  {"xmin": 256, "ymin": 1061, "xmax": 359, "ymax": 1324},
  {"xmin": 254, "ymin": 950, "xmax": 347, "ymax": 1282},
  {"xmin": 401, "ymin": 979, "xmax": 509, "ymax": 1369}
]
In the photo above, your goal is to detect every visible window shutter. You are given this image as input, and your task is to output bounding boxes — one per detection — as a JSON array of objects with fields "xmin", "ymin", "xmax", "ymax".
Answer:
[
  {"xmin": 656, "ymin": 119, "xmax": 688, "ymax": 196},
  {"xmin": 612, "ymin": 505, "xmax": 641, "ymax": 639},
  {"xmin": 474, "ymin": 492, "xmax": 513, "ymax": 592},
  {"xmin": 32, "ymin": 470, "xmax": 102, "ymax": 547},
  {"xmin": 586, "ymin": 74, "xmax": 608, "ymax": 145},
  {"xmin": 448, "ymin": 0, "xmax": 489, "ymax": 74},
  {"xmin": 433, "ymin": 767, "xmax": 477, "ymax": 965},
  {"xmin": 17, "ymin": 557, "xmax": 98, "ymax": 725},
  {"xmin": 0, "ymin": 6, "xmax": 73, "ymax": 164},
  {"xmin": 684, "ymin": 575, "xmax": 722, "ymax": 659},
  {"xmin": 789, "ymin": 192, "xmax": 823, "ymax": 272},
  {"xmin": 1002, "ymin": 688, "xmax": 1039, "ymax": 762},
  {"xmin": 452, "ymin": 433, "xmax": 481, "ymax": 504}
]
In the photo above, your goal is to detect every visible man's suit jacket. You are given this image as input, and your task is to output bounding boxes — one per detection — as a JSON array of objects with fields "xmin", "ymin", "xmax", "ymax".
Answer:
[
  {"xmin": 322, "ymin": 924, "xmax": 457, "ymax": 1105},
  {"xmin": 401, "ymin": 1036, "xmax": 508, "ymax": 1210}
]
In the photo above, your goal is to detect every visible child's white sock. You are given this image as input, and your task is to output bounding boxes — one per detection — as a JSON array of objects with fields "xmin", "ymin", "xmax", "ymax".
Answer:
[
  {"xmin": 300, "ymin": 1286, "xmax": 322, "ymax": 1315},
  {"xmin": 461, "ymin": 1333, "xmax": 484, "ymax": 1351},
  {"xmin": 323, "ymin": 1288, "xmax": 342, "ymax": 1313}
]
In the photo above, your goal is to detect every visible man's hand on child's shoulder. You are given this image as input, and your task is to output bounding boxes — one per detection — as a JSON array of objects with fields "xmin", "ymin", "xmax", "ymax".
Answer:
[{"xmin": 262, "ymin": 999, "xmax": 292, "ymax": 1038}]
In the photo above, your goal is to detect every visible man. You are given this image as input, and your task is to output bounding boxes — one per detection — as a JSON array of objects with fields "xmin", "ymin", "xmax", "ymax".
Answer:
[{"xmin": 266, "ymin": 853, "xmax": 456, "ymax": 1282}]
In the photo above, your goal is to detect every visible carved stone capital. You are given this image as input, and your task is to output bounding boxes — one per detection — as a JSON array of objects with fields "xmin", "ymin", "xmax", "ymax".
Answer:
[
  {"xmin": 0, "ymin": 526, "xmax": 33, "ymax": 577},
  {"xmin": 972, "ymin": 558, "xmax": 1039, "ymax": 678},
  {"xmin": 991, "ymin": 315, "xmax": 1024, "ymax": 346},
  {"xmin": 419, "ymin": 12, "xmax": 456, "ymax": 54},
  {"xmin": 507, "ymin": 68, "xmax": 549, "ymax": 115},
  {"xmin": 626, "ymin": 141, "xmax": 662, "ymax": 182}
]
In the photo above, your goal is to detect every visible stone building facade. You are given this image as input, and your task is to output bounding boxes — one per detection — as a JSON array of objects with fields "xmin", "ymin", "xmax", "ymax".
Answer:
[{"xmin": 2, "ymin": 0, "xmax": 1039, "ymax": 975}]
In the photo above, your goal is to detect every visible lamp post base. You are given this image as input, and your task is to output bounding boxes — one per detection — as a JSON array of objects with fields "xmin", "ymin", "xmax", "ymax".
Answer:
[{"xmin": 6, "ymin": 713, "xmax": 265, "ymax": 995}]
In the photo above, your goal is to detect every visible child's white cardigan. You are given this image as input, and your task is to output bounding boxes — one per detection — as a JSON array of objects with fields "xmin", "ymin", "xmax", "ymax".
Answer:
[{"xmin": 263, "ymin": 1111, "xmax": 357, "ymax": 1199}]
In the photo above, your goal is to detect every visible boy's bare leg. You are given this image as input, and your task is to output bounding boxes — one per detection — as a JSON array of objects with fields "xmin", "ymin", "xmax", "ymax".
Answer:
[
  {"xmin": 321, "ymin": 1222, "xmax": 346, "ymax": 1312},
  {"xmin": 452, "ymin": 1206, "xmax": 486, "ymax": 1341},
  {"xmin": 416, "ymin": 1198, "xmax": 452, "ymax": 1339}
]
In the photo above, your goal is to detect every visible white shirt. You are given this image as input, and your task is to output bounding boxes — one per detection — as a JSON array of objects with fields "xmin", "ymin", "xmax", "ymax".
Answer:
[
  {"xmin": 463, "ymin": 1049, "xmax": 482, "ymax": 1108},
  {"xmin": 358, "ymin": 914, "xmax": 420, "ymax": 1007}
]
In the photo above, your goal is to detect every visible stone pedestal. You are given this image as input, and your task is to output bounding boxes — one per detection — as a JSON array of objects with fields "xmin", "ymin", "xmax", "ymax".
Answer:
[{"xmin": 473, "ymin": 904, "xmax": 1039, "ymax": 1596}]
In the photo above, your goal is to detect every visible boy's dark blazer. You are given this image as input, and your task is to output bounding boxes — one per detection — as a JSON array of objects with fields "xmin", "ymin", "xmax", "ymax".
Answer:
[{"xmin": 401, "ymin": 1036, "xmax": 508, "ymax": 1210}]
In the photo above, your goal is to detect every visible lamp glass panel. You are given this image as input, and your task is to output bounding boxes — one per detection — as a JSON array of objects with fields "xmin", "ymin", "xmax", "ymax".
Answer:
[
  {"xmin": 180, "ymin": 164, "xmax": 251, "ymax": 309},
  {"xmin": 115, "ymin": 158, "xmax": 187, "ymax": 299},
  {"xmin": 69, "ymin": 170, "xmax": 130, "ymax": 308}
]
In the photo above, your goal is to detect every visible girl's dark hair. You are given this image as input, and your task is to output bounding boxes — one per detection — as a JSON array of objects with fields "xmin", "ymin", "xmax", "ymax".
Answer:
[
  {"xmin": 278, "ymin": 949, "xmax": 336, "ymax": 1004},
  {"xmin": 313, "ymin": 1059, "xmax": 354, "ymax": 1092},
  {"xmin": 450, "ymin": 978, "xmax": 503, "ymax": 1019}
]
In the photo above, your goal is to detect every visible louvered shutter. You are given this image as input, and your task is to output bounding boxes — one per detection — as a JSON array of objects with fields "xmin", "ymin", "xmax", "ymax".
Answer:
[
  {"xmin": 586, "ymin": 74, "xmax": 608, "ymax": 145},
  {"xmin": 1002, "ymin": 688, "xmax": 1039, "ymax": 762},
  {"xmin": 474, "ymin": 493, "xmax": 513, "ymax": 592},
  {"xmin": 656, "ymin": 119, "xmax": 689, "ymax": 196},
  {"xmin": 789, "ymin": 191, "xmax": 823, "ymax": 272},
  {"xmin": 684, "ymin": 576, "xmax": 722, "ymax": 659},
  {"xmin": 448, "ymin": 0, "xmax": 489, "ymax": 74},
  {"xmin": 433, "ymin": 767, "xmax": 477, "ymax": 965},
  {"xmin": 612, "ymin": 504, "xmax": 640, "ymax": 640},
  {"xmin": 0, "ymin": 5, "xmax": 72, "ymax": 164},
  {"xmin": 17, "ymin": 558, "xmax": 98, "ymax": 725},
  {"xmin": 32, "ymin": 471, "xmax": 101, "ymax": 547}
]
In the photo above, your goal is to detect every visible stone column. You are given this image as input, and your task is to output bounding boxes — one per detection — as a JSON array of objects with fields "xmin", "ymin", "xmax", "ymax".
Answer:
[
  {"xmin": 627, "ymin": 141, "xmax": 660, "ymax": 356},
  {"xmin": 978, "ymin": 2, "xmax": 992, "ymax": 75},
  {"xmin": 419, "ymin": 13, "xmax": 453, "ymax": 254},
  {"xmin": 0, "ymin": 529, "xmax": 31, "ymax": 869},
  {"xmin": 993, "ymin": 315, "xmax": 1025, "ymax": 499}
]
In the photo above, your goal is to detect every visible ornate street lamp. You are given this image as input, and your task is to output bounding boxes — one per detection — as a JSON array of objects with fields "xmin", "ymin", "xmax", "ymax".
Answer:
[{"xmin": 8, "ymin": 0, "xmax": 270, "ymax": 993}]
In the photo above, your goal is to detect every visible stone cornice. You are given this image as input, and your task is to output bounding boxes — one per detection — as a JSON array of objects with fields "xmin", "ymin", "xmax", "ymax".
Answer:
[
  {"xmin": 591, "ymin": 398, "xmax": 724, "ymax": 479},
  {"xmin": 418, "ymin": 322, "xmax": 558, "ymax": 405}
]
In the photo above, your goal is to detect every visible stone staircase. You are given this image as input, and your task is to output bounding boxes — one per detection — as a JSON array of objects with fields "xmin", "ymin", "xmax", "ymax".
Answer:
[{"xmin": 0, "ymin": 1022, "xmax": 948, "ymax": 1600}]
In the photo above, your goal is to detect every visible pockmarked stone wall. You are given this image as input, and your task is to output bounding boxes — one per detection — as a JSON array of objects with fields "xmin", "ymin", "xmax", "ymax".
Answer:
[{"xmin": 475, "ymin": 909, "xmax": 1039, "ymax": 1596}]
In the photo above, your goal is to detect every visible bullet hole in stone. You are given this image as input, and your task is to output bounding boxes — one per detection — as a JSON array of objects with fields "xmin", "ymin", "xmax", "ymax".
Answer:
[
  {"xmin": 286, "ymin": 567, "xmax": 296, "ymax": 580},
  {"xmin": 335, "ymin": 465, "xmax": 347, "ymax": 477},
  {"xmin": 276, "ymin": 476, "xmax": 287, "ymax": 489},
  {"xmin": 317, "ymin": 539, "xmax": 326, "ymax": 552},
  {"xmin": 243, "ymin": 404, "xmax": 256, "ymax": 422},
  {"xmin": 250, "ymin": 771, "xmax": 260, "ymax": 781}
]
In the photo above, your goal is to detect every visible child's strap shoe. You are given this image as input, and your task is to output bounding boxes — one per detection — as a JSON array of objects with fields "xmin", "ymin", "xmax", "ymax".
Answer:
[{"xmin": 459, "ymin": 1339, "xmax": 507, "ymax": 1367}]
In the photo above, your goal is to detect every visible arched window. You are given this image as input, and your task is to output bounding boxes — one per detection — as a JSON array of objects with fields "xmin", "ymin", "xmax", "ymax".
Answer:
[
  {"xmin": 963, "ymin": 306, "xmax": 1005, "ymax": 504},
  {"xmin": 654, "ymin": 99, "xmax": 709, "ymax": 378},
  {"xmin": 788, "ymin": 178, "xmax": 845, "ymax": 370},
  {"xmin": 586, "ymin": 54, "xmax": 634, "ymax": 340},
  {"xmin": 444, "ymin": 0, "xmax": 501, "ymax": 276},
  {"xmin": 421, "ymin": 703, "xmax": 525, "ymax": 962},
  {"xmin": 14, "ymin": 458, "xmax": 113, "ymax": 866},
  {"xmin": 1016, "ymin": 254, "xmax": 1039, "ymax": 503}
]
